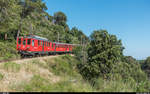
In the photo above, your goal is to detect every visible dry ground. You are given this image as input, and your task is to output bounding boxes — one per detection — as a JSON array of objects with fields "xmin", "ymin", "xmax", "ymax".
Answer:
[{"xmin": 0, "ymin": 55, "xmax": 66, "ymax": 92}]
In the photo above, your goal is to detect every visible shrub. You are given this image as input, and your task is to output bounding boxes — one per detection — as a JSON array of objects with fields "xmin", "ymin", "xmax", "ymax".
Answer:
[
  {"xmin": 0, "ymin": 41, "xmax": 20, "ymax": 61},
  {"xmin": 141, "ymin": 56, "xmax": 150, "ymax": 77},
  {"xmin": 45, "ymin": 55, "xmax": 79, "ymax": 77}
]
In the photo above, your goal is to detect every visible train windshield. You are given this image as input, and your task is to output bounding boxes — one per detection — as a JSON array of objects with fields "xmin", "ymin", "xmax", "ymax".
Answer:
[
  {"xmin": 27, "ymin": 39, "xmax": 31, "ymax": 45},
  {"xmin": 23, "ymin": 39, "xmax": 26, "ymax": 45},
  {"xmin": 32, "ymin": 40, "xmax": 34, "ymax": 46}
]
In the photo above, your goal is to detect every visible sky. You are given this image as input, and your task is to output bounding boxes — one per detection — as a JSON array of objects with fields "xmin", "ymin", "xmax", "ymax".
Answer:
[{"xmin": 44, "ymin": 0, "xmax": 150, "ymax": 60}]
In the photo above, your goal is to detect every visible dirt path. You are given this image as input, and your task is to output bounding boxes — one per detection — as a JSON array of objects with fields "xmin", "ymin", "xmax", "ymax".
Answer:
[
  {"xmin": 0, "ymin": 55, "xmax": 63, "ymax": 64},
  {"xmin": 14, "ymin": 55, "xmax": 61, "ymax": 64},
  {"xmin": 1, "ymin": 54, "xmax": 74, "ymax": 64}
]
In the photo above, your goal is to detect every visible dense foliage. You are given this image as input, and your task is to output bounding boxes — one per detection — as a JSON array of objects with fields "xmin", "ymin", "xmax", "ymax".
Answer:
[
  {"xmin": 0, "ymin": 0, "xmax": 150, "ymax": 92},
  {"xmin": 0, "ymin": 0, "xmax": 88, "ymax": 60},
  {"xmin": 75, "ymin": 30, "xmax": 150, "ymax": 92},
  {"xmin": 141, "ymin": 57, "xmax": 150, "ymax": 78},
  {"xmin": 77, "ymin": 30, "xmax": 124, "ymax": 80}
]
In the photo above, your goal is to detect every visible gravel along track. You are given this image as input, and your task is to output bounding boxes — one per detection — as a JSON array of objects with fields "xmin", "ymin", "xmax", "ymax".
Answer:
[{"xmin": 0, "ymin": 54, "xmax": 67, "ymax": 64}]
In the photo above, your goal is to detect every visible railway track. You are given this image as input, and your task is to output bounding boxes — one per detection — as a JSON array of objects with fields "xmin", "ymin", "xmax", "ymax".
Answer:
[{"xmin": 0, "ymin": 54, "xmax": 67, "ymax": 64}]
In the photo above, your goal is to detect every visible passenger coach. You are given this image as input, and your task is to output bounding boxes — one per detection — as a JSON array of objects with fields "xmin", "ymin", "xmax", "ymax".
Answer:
[{"xmin": 16, "ymin": 35, "xmax": 74, "ymax": 56}]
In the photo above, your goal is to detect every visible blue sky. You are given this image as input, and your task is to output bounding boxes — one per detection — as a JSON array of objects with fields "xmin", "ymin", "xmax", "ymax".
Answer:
[{"xmin": 44, "ymin": 0, "xmax": 150, "ymax": 60}]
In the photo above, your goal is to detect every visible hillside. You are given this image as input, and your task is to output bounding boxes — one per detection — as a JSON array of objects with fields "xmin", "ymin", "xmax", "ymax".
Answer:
[
  {"xmin": 0, "ymin": 54, "xmax": 149, "ymax": 92},
  {"xmin": 0, "ymin": 55, "xmax": 94, "ymax": 92}
]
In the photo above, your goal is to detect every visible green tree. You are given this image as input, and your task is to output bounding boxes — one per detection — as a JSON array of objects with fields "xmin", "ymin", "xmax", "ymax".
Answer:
[
  {"xmin": 142, "ymin": 56, "xmax": 150, "ymax": 77},
  {"xmin": 78, "ymin": 30, "xmax": 124, "ymax": 81},
  {"xmin": 0, "ymin": 0, "xmax": 21, "ymax": 40},
  {"xmin": 17, "ymin": 0, "xmax": 48, "ymax": 39},
  {"xmin": 53, "ymin": 11, "xmax": 69, "ymax": 31},
  {"xmin": 53, "ymin": 11, "xmax": 67, "ymax": 25}
]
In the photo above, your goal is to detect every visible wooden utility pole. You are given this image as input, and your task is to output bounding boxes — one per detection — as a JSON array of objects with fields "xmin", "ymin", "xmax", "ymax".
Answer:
[
  {"xmin": 57, "ymin": 32, "xmax": 59, "ymax": 42},
  {"xmin": 16, "ymin": 0, "xmax": 25, "ymax": 42},
  {"xmin": 16, "ymin": 18, "xmax": 22, "ymax": 42}
]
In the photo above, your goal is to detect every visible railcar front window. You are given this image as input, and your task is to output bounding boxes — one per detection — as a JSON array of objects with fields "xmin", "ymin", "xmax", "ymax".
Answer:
[
  {"xmin": 18, "ymin": 38, "xmax": 21, "ymax": 44},
  {"xmin": 38, "ymin": 40, "xmax": 40, "ymax": 46},
  {"xmin": 23, "ymin": 39, "xmax": 26, "ymax": 45},
  {"xmin": 27, "ymin": 39, "xmax": 31, "ymax": 45},
  {"xmin": 32, "ymin": 40, "xmax": 34, "ymax": 46}
]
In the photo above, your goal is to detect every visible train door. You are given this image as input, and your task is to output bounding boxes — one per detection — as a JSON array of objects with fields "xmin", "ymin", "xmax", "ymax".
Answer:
[
  {"xmin": 54, "ymin": 43, "xmax": 56, "ymax": 54},
  {"xmin": 42, "ymin": 41, "xmax": 44, "ymax": 52}
]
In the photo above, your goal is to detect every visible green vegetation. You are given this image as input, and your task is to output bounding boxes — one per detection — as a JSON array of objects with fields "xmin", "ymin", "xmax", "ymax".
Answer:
[
  {"xmin": 0, "ymin": 73, "xmax": 3, "ymax": 80},
  {"xmin": 3, "ymin": 62, "xmax": 21, "ymax": 72},
  {"xmin": 141, "ymin": 57, "xmax": 150, "ymax": 78},
  {"xmin": 15, "ymin": 74, "xmax": 94, "ymax": 92},
  {"xmin": 46, "ymin": 55, "xmax": 78, "ymax": 76},
  {"xmin": 10, "ymin": 55, "xmax": 94, "ymax": 92},
  {"xmin": 0, "ymin": 0, "xmax": 88, "ymax": 60},
  {"xmin": 17, "ymin": 75, "xmax": 52, "ymax": 92},
  {"xmin": 0, "ymin": 55, "xmax": 149, "ymax": 92},
  {"xmin": 74, "ymin": 30, "xmax": 150, "ymax": 92},
  {"xmin": 0, "ymin": 0, "xmax": 150, "ymax": 92}
]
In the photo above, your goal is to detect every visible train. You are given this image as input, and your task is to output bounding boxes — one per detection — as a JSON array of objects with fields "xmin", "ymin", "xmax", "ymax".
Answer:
[{"xmin": 16, "ymin": 34, "xmax": 76, "ymax": 57}]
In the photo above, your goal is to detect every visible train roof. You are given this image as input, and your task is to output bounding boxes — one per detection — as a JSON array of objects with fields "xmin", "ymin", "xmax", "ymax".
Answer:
[
  {"xmin": 26, "ymin": 35, "xmax": 49, "ymax": 41},
  {"xmin": 54, "ymin": 42, "xmax": 78, "ymax": 46},
  {"xmin": 19, "ymin": 35, "xmax": 79, "ymax": 46}
]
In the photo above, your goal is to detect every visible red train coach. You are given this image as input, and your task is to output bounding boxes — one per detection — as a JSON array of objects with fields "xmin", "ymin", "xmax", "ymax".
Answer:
[{"xmin": 16, "ymin": 35, "xmax": 74, "ymax": 56}]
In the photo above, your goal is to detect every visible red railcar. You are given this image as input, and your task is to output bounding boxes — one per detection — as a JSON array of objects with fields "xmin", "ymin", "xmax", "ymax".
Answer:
[{"xmin": 16, "ymin": 35, "xmax": 74, "ymax": 56}]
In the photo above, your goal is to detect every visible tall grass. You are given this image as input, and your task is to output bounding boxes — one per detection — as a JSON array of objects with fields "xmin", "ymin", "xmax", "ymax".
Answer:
[
  {"xmin": 0, "ymin": 73, "xmax": 3, "ymax": 80},
  {"xmin": 8, "ymin": 55, "xmax": 150, "ymax": 92},
  {"xmin": 3, "ymin": 62, "xmax": 21, "ymax": 72},
  {"xmin": 13, "ymin": 74, "xmax": 94, "ymax": 92}
]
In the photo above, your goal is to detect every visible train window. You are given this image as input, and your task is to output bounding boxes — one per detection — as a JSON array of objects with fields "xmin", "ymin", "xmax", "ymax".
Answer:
[
  {"xmin": 18, "ymin": 38, "xmax": 21, "ymax": 44},
  {"xmin": 27, "ymin": 39, "xmax": 31, "ymax": 45},
  {"xmin": 32, "ymin": 40, "xmax": 34, "ymax": 46},
  {"xmin": 41, "ymin": 41, "xmax": 42, "ymax": 45},
  {"xmin": 47, "ymin": 42, "xmax": 48, "ymax": 46},
  {"xmin": 45, "ymin": 42, "xmax": 46, "ymax": 46},
  {"xmin": 52, "ymin": 43, "xmax": 53, "ymax": 48},
  {"xmin": 38, "ymin": 40, "xmax": 40, "ymax": 46},
  {"xmin": 23, "ymin": 39, "xmax": 26, "ymax": 45}
]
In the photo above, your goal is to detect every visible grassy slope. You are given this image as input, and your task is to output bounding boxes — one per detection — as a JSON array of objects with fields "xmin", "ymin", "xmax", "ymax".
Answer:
[
  {"xmin": 0, "ymin": 55, "xmax": 148, "ymax": 92},
  {"xmin": 0, "ymin": 55, "xmax": 94, "ymax": 92}
]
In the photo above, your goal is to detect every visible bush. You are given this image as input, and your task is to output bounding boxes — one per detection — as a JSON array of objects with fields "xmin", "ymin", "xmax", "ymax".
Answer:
[
  {"xmin": 141, "ymin": 56, "xmax": 150, "ymax": 77},
  {"xmin": 46, "ymin": 55, "xmax": 78, "ymax": 77},
  {"xmin": 0, "ymin": 41, "xmax": 20, "ymax": 61}
]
